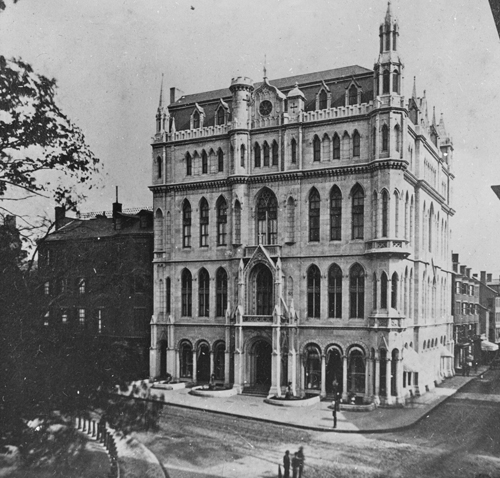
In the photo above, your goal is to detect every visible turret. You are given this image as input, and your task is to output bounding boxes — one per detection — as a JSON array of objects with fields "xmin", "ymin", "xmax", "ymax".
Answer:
[
  {"xmin": 155, "ymin": 75, "xmax": 170, "ymax": 134},
  {"xmin": 229, "ymin": 77, "xmax": 254, "ymax": 129},
  {"xmin": 287, "ymin": 83, "xmax": 305, "ymax": 119}
]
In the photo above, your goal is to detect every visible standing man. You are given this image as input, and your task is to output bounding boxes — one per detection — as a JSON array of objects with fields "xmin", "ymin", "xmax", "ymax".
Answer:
[
  {"xmin": 283, "ymin": 450, "xmax": 290, "ymax": 478},
  {"xmin": 297, "ymin": 446, "xmax": 305, "ymax": 478}
]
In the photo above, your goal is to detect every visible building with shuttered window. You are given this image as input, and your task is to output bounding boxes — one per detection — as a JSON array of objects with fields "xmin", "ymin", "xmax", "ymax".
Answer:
[{"xmin": 150, "ymin": 3, "xmax": 455, "ymax": 405}]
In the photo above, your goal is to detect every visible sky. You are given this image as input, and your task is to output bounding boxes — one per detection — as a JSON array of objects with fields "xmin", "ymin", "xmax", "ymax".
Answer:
[{"xmin": 1, "ymin": 0, "xmax": 500, "ymax": 274}]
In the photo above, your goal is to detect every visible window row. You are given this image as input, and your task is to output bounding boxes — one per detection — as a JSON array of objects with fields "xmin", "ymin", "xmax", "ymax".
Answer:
[
  {"xmin": 178, "ymin": 340, "xmax": 226, "ymax": 381},
  {"xmin": 455, "ymin": 301, "xmax": 479, "ymax": 316},
  {"xmin": 42, "ymin": 276, "xmax": 147, "ymax": 296},
  {"xmin": 455, "ymin": 282, "xmax": 475, "ymax": 296},
  {"xmin": 173, "ymin": 149, "xmax": 225, "ymax": 177},
  {"xmin": 43, "ymin": 277, "xmax": 87, "ymax": 296}
]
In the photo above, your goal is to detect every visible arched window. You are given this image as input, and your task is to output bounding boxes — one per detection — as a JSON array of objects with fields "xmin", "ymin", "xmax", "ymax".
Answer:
[
  {"xmin": 216, "ymin": 268, "xmax": 228, "ymax": 317},
  {"xmin": 348, "ymin": 348, "xmax": 365, "ymax": 393},
  {"xmin": 234, "ymin": 200, "xmax": 241, "ymax": 244},
  {"xmin": 313, "ymin": 135, "xmax": 321, "ymax": 162},
  {"xmin": 183, "ymin": 201, "xmax": 192, "ymax": 248},
  {"xmin": 391, "ymin": 273, "xmax": 398, "ymax": 309},
  {"xmin": 381, "ymin": 190, "xmax": 389, "ymax": 237},
  {"xmin": 181, "ymin": 269, "xmax": 192, "ymax": 316},
  {"xmin": 255, "ymin": 265, "xmax": 273, "ymax": 315},
  {"xmin": 330, "ymin": 186, "xmax": 342, "ymax": 240},
  {"xmin": 394, "ymin": 191, "xmax": 399, "ymax": 237},
  {"xmin": 349, "ymin": 84, "xmax": 357, "ymax": 105},
  {"xmin": 383, "ymin": 69, "xmax": 390, "ymax": 94},
  {"xmin": 319, "ymin": 90, "xmax": 327, "ymax": 110},
  {"xmin": 372, "ymin": 191, "xmax": 378, "ymax": 238},
  {"xmin": 328, "ymin": 264, "xmax": 342, "ymax": 318},
  {"xmin": 373, "ymin": 273, "xmax": 378, "ymax": 309},
  {"xmin": 382, "ymin": 125, "xmax": 389, "ymax": 152},
  {"xmin": 307, "ymin": 265, "xmax": 321, "ymax": 318},
  {"xmin": 240, "ymin": 144, "xmax": 245, "ymax": 167},
  {"xmin": 180, "ymin": 341, "xmax": 193, "ymax": 378},
  {"xmin": 332, "ymin": 134, "xmax": 340, "ymax": 160},
  {"xmin": 217, "ymin": 148, "xmax": 224, "ymax": 172},
  {"xmin": 372, "ymin": 127, "xmax": 377, "ymax": 155},
  {"xmin": 214, "ymin": 342, "xmax": 225, "ymax": 380},
  {"xmin": 291, "ymin": 138, "xmax": 297, "ymax": 164},
  {"xmin": 263, "ymin": 141, "xmax": 270, "ymax": 166},
  {"xmin": 272, "ymin": 140, "xmax": 279, "ymax": 166},
  {"xmin": 186, "ymin": 152, "xmax": 192, "ymax": 176},
  {"xmin": 256, "ymin": 189, "xmax": 278, "ymax": 245},
  {"xmin": 287, "ymin": 197, "xmax": 295, "ymax": 243},
  {"xmin": 254, "ymin": 142, "xmax": 261, "ymax": 167},
  {"xmin": 166, "ymin": 277, "xmax": 171, "ymax": 314},
  {"xmin": 381, "ymin": 272, "xmax": 388, "ymax": 309},
  {"xmin": 217, "ymin": 197, "xmax": 227, "ymax": 246},
  {"xmin": 155, "ymin": 208, "xmax": 164, "ymax": 251},
  {"xmin": 350, "ymin": 264, "xmax": 364, "ymax": 318},
  {"xmin": 157, "ymin": 156, "xmax": 162, "ymax": 179},
  {"xmin": 193, "ymin": 110, "xmax": 200, "ymax": 129},
  {"xmin": 395, "ymin": 125, "xmax": 401, "ymax": 153},
  {"xmin": 198, "ymin": 269, "xmax": 210, "ymax": 317},
  {"xmin": 392, "ymin": 70, "xmax": 400, "ymax": 94},
  {"xmin": 385, "ymin": 30, "xmax": 391, "ymax": 51},
  {"xmin": 305, "ymin": 344, "xmax": 321, "ymax": 389},
  {"xmin": 201, "ymin": 150, "xmax": 208, "ymax": 174},
  {"xmin": 353, "ymin": 130, "xmax": 360, "ymax": 157},
  {"xmin": 199, "ymin": 198, "xmax": 209, "ymax": 247},
  {"xmin": 217, "ymin": 107, "xmax": 225, "ymax": 125},
  {"xmin": 309, "ymin": 188, "xmax": 320, "ymax": 242},
  {"xmin": 351, "ymin": 185, "xmax": 364, "ymax": 239}
]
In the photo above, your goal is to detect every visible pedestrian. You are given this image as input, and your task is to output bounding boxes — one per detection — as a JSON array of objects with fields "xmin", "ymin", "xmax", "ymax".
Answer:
[
  {"xmin": 297, "ymin": 446, "xmax": 305, "ymax": 478},
  {"xmin": 283, "ymin": 450, "xmax": 290, "ymax": 478},
  {"xmin": 291, "ymin": 452, "xmax": 299, "ymax": 478},
  {"xmin": 332, "ymin": 401, "xmax": 337, "ymax": 429},
  {"xmin": 285, "ymin": 382, "xmax": 293, "ymax": 400}
]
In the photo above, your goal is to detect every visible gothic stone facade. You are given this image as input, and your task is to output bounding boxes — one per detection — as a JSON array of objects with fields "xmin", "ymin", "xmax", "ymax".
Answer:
[{"xmin": 150, "ymin": 4, "xmax": 455, "ymax": 405}]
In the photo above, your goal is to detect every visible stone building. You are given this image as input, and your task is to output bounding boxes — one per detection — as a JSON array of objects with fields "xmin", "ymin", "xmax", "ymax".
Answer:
[{"xmin": 150, "ymin": 3, "xmax": 455, "ymax": 405}]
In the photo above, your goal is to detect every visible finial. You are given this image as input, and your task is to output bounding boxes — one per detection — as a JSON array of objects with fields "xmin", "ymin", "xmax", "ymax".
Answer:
[
  {"xmin": 412, "ymin": 76, "xmax": 417, "ymax": 99},
  {"xmin": 116, "ymin": 185, "xmax": 118, "ymax": 203},
  {"xmin": 385, "ymin": 1, "xmax": 392, "ymax": 24},
  {"xmin": 158, "ymin": 73, "xmax": 164, "ymax": 109},
  {"xmin": 263, "ymin": 54, "xmax": 267, "ymax": 79},
  {"xmin": 432, "ymin": 106, "xmax": 436, "ymax": 126}
]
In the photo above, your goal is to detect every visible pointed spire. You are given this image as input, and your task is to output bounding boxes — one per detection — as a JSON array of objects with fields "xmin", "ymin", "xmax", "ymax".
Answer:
[
  {"xmin": 263, "ymin": 54, "xmax": 267, "ymax": 79},
  {"xmin": 158, "ymin": 73, "xmax": 164, "ymax": 110},
  {"xmin": 385, "ymin": 1, "xmax": 393, "ymax": 24},
  {"xmin": 412, "ymin": 76, "xmax": 417, "ymax": 99},
  {"xmin": 432, "ymin": 106, "xmax": 436, "ymax": 126}
]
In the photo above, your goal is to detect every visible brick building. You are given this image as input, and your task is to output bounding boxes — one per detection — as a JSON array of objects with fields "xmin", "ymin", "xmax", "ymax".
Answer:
[{"xmin": 150, "ymin": 3, "xmax": 455, "ymax": 404}]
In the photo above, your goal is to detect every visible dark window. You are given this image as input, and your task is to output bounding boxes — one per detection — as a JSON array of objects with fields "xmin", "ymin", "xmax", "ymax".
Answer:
[
  {"xmin": 181, "ymin": 270, "xmax": 192, "ymax": 316},
  {"xmin": 382, "ymin": 125, "xmax": 389, "ymax": 152},
  {"xmin": 198, "ymin": 269, "xmax": 210, "ymax": 317},
  {"xmin": 349, "ymin": 85, "xmax": 357, "ymax": 105},
  {"xmin": 319, "ymin": 90, "xmax": 327, "ymax": 110},
  {"xmin": 256, "ymin": 189, "xmax": 278, "ymax": 245},
  {"xmin": 393, "ymin": 31, "xmax": 397, "ymax": 50},
  {"xmin": 328, "ymin": 264, "xmax": 342, "ymax": 318},
  {"xmin": 350, "ymin": 264, "xmax": 365, "ymax": 318},
  {"xmin": 157, "ymin": 156, "xmax": 162, "ymax": 178},
  {"xmin": 234, "ymin": 200, "xmax": 241, "ymax": 244},
  {"xmin": 373, "ymin": 273, "xmax": 378, "ymax": 309},
  {"xmin": 352, "ymin": 186, "xmax": 364, "ymax": 239},
  {"xmin": 330, "ymin": 186, "xmax": 342, "ymax": 240},
  {"xmin": 381, "ymin": 272, "xmax": 388, "ymax": 309},
  {"xmin": 313, "ymin": 135, "xmax": 321, "ymax": 161},
  {"xmin": 214, "ymin": 342, "xmax": 225, "ymax": 380},
  {"xmin": 217, "ymin": 149, "xmax": 224, "ymax": 172},
  {"xmin": 272, "ymin": 141, "xmax": 278, "ymax": 166},
  {"xmin": 372, "ymin": 127, "xmax": 377, "ymax": 155},
  {"xmin": 348, "ymin": 349, "xmax": 366, "ymax": 393},
  {"xmin": 393, "ymin": 70, "xmax": 400, "ymax": 94},
  {"xmin": 183, "ymin": 201, "xmax": 192, "ymax": 248},
  {"xmin": 166, "ymin": 277, "xmax": 171, "ymax": 314},
  {"xmin": 382, "ymin": 190, "xmax": 389, "ymax": 237},
  {"xmin": 263, "ymin": 142, "xmax": 270, "ymax": 166},
  {"xmin": 385, "ymin": 30, "xmax": 390, "ymax": 51},
  {"xmin": 333, "ymin": 134, "xmax": 340, "ymax": 159},
  {"xmin": 193, "ymin": 110, "xmax": 200, "ymax": 129},
  {"xmin": 307, "ymin": 265, "xmax": 321, "ymax": 318},
  {"xmin": 291, "ymin": 138, "xmax": 297, "ymax": 163},
  {"xmin": 391, "ymin": 273, "xmax": 398, "ymax": 309},
  {"xmin": 217, "ymin": 197, "xmax": 227, "ymax": 245},
  {"xmin": 200, "ymin": 198, "xmax": 209, "ymax": 247},
  {"xmin": 216, "ymin": 268, "xmax": 228, "ymax": 317},
  {"xmin": 186, "ymin": 153, "xmax": 192, "ymax": 176},
  {"xmin": 353, "ymin": 131, "xmax": 360, "ymax": 157},
  {"xmin": 256, "ymin": 265, "xmax": 273, "ymax": 315},
  {"xmin": 309, "ymin": 188, "xmax": 320, "ymax": 242},
  {"xmin": 395, "ymin": 125, "xmax": 401, "ymax": 152},
  {"xmin": 202, "ymin": 150, "xmax": 208, "ymax": 174},
  {"xmin": 217, "ymin": 107, "xmax": 225, "ymax": 125},
  {"xmin": 240, "ymin": 144, "xmax": 245, "ymax": 167},
  {"xmin": 383, "ymin": 70, "xmax": 390, "ymax": 94},
  {"xmin": 254, "ymin": 143, "xmax": 261, "ymax": 167},
  {"xmin": 180, "ymin": 341, "xmax": 193, "ymax": 378}
]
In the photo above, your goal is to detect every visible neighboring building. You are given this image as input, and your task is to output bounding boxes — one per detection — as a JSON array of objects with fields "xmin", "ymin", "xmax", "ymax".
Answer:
[
  {"xmin": 37, "ymin": 203, "xmax": 154, "ymax": 375},
  {"xmin": 150, "ymin": 3, "xmax": 455, "ymax": 405},
  {"xmin": 484, "ymin": 273, "xmax": 500, "ymax": 344}
]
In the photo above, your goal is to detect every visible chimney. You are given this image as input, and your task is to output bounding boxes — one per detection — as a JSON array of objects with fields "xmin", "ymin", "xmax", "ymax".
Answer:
[
  {"xmin": 113, "ymin": 186, "xmax": 122, "ymax": 228},
  {"xmin": 487, "ymin": 273, "xmax": 493, "ymax": 283},
  {"xmin": 466, "ymin": 268, "xmax": 471, "ymax": 278},
  {"xmin": 481, "ymin": 271, "xmax": 487, "ymax": 283},
  {"xmin": 460, "ymin": 265, "xmax": 466, "ymax": 275},
  {"xmin": 170, "ymin": 87, "xmax": 177, "ymax": 104},
  {"xmin": 452, "ymin": 253, "xmax": 459, "ymax": 263},
  {"xmin": 55, "ymin": 206, "xmax": 65, "ymax": 231},
  {"xmin": 473, "ymin": 273, "xmax": 478, "ymax": 279},
  {"xmin": 4, "ymin": 215, "xmax": 16, "ymax": 229}
]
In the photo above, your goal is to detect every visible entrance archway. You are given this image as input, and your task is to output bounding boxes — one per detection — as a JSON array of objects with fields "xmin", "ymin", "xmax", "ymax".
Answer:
[
  {"xmin": 253, "ymin": 340, "xmax": 272, "ymax": 385},
  {"xmin": 197, "ymin": 342, "xmax": 210, "ymax": 383},
  {"xmin": 159, "ymin": 340, "xmax": 167, "ymax": 378},
  {"xmin": 326, "ymin": 347, "xmax": 343, "ymax": 394}
]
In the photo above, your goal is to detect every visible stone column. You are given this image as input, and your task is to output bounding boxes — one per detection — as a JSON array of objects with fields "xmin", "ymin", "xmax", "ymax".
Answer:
[
  {"xmin": 396, "ymin": 357, "xmax": 403, "ymax": 404},
  {"xmin": 320, "ymin": 354, "xmax": 326, "ymax": 398},
  {"xmin": 299, "ymin": 353, "xmax": 305, "ymax": 394},
  {"xmin": 374, "ymin": 358, "xmax": 380, "ymax": 405},
  {"xmin": 366, "ymin": 357, "xmax": 374, "ymax": 399},
  {"xmin": 175, "ymin": 347, "xmax": 180, "ymax": 381},
  {"xmin": 385, "ymin": 358, "xmax": 392, "ymax": 405},
  {"xmin": 192, "ymin": 350, "xmax": 197, "ymax": 383},
  {"xmin": 342, "ymin": 355, "xmax": 348, "ymax": 401},
  {"xmin": 210, "ymin": 351, "xmax": 214, "ymax": 378}
]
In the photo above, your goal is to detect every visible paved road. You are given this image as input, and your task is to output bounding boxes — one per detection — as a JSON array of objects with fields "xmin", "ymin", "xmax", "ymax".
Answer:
[{"xmin": 136, "ymin": 368, "xmax": 500, "ymax": 478}]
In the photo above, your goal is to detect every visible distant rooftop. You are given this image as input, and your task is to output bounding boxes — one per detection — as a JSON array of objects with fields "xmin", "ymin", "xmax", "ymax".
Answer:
[{"xmin": 79, "ymin": 207, "xmax": 152, "ymax": 219}]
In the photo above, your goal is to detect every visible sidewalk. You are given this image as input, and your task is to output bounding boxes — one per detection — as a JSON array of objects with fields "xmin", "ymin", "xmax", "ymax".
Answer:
[{"xmin": 124, "ymin": 367, "xmax": 488, "ymax": 433}]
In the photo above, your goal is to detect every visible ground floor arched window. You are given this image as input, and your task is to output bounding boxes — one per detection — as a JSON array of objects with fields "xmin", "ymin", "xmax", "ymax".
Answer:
[
  {"xmin": 214, "ymin": 342, "xmax": 225, "ymax": 381},
  {"xmin": 304, "ymin": 344, "xmax": 321, "ymax": 390},
  {"xmin": 347, "ymin": 348, "xmax": 365, "ymax": 394},
  {"xmin": 180, "ymin": 341, "xmax": 193, "ymax": 379}
]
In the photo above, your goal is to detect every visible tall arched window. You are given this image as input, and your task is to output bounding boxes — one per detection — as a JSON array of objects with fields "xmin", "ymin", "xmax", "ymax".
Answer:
[
  {"xmin": 272, "ymin": 140, "xmax": 278, "ymax": 166},
  {"xmin": 217, "ymin": 107, "xmax": 225, "ymax": 125},
  {"xmin": 217, "ymin": 197, "xmax": 227, "ymax": 246},
  {"xmin": 217, "ymin": 148, "xmax": 224, "ymax": 172},
  {"xmin": 391, "ymin": 272, "xmax": 398, "ymax": 309},
  {"xmin": 255, "ymin": 265, "xmax": 273, "ymax": 315},
  {"xmin": 254, "ymin": 143, "xmax": 261, "ymax": 167},
  {"xmin": 256, "ymin": 189, "xmax": 278, "ymax": 245},
  {"xmin": 392, "ymin": 70, "xmax": 400, "ymax": 94},
  {"xmin": 332, "ymin": 133, "xmax": 340, "ymax": 160},
  {"xmin": 193, "ymin": 111, "xmax": 200, "ymax": 129},
  {"xmin": 372, "ymin": 127, "xmax": 377, "ymax": 155},
  {"xmin": 353, "ymin": 130, "xmax": 360, "ymax": 157},
  {"xmin": 166, "ymin": 277, "xmax": 171, "ymax": 314},
  {"xmin": 381, "ymin": 190, "xmax": 389, "ymax": 237},
  {"xmin": 330, "ymin": 186, "xmax": 342, "ymax": 241},
  {"xmin": 348, "ymin": 348, "xmax": 366, "ymax": 393},
  {"xmin": 373, "ymin": 273, "xmax": 378, "ymax": 309},
  {"xmin": 307, "ymin": 265, "xmax": 321, "ymax": 318},
  {"xmin": 382, "ymin": 125, "xmax": 389, "ymax": 152},
  {"xmin": 157, "ymin": 156, "xmax": 162, "ymax": 178},
  {"xmin": 313, "ymin": 135, "xmax": 321, "ymax": 161},
  {"xmin": 181, "ymin": 269, "xmax": 192, "ymax": 316},
  {"xmin": 216, "ymin": 268, "xmax": 228, "ymax": 317},
  {"xmin": 349, "ymin": 84, "xmax": 358, "ymax": 105},
  {"xmin": 180, "ymin": 341, "xmax": 193, "ymax": 378},
  {"xmin": 263, "ymin": 141, "xmax": 270, "ymax": 166},
  {"xmin": 291, "ymin": 138, "xmax": 297, "ymax": 164},
  {"xmin": 155, "ymin": 208, "xmax": 164, "ymax": 251},
  {"xmin": 383, "ymin": 70, "xmax": 390, "ymax": 94},
  {"xmin": 351, "ymin": 185, "xmax": 364, "ymax": 239},
  {"xmin": 309, "ymin": 188, "xmax": 320, "ymax": 242},
  {"xmin": 385, "ymin": 30, "xmax": 391, "ymax": 51},
  {"xmin": 328, "ymin": 264, "xmax": 342, "ymax": 318},
  {"xmin": 287, "ymin": 197, "xmax": 295, "ymax": 243},
  {"xmin": 381, "ymin": 272, "xmax": 388, "ymax": 309},
  {"xmin": 198, "ymin": 269, "xmax": 210, "ymax": 317},
  {"xmin": 201, "ymin": 150, "xmax": 208, "ymax": 174},
  {"xmin": 394, "ymin": 191, "xmax": 400, "ymax": 237},
  {"xmin": 214, "ymin": 342, "xmax": 225, "ymax": 380},
  {"xmin": 394, "ymin": 125, "xmax": 401, "ymax": 153},
  {"xmin": 186, "ymin": 152, "xmax": 192, "ymax": 176},
  {"xmin": 199, "ymin": 198, "xmax": 209, "ymax": 247},
  {"xmin": 305, "ymin": 344, "xmax": 321, "ymax": 390},
  {"xmin": 183, "ymin": 201, "xmax": 192, "ymax": 248},
  {"xmin": 372, "ymin": 191, "xmax": 378, "ymax": 238},
  {"xmin": 319, "ymin": 90, "xmax": 327, "ymax": 110},
  {"xmin": 240, "ymin": 144, "xmax": 245, "ymax": 167},
  {"xmin": 350, "ymin": 263, "xmax": 364, "ymax": 318},
  {"xmin": 234, "ymin": 200, "xmax": 241, "ymax": 244}
]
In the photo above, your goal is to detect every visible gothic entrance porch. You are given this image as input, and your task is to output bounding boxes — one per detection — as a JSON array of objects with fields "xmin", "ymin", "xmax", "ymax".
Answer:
[{"xmin": 253, "ymin": 340, "xmax": 272, "ymax": 386}]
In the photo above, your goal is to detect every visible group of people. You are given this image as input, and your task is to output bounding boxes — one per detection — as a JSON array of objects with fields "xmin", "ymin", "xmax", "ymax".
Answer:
[{"xmin": 281, "ymin": 447, "xmax": 305, "ymax": 478}]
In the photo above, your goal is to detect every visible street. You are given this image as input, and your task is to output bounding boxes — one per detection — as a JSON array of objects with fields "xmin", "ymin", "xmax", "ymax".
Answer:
[{"xmin": 135, "ymin": 368, "xmax": 500, "ymax": 478}]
